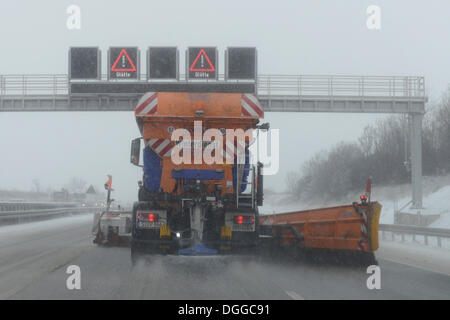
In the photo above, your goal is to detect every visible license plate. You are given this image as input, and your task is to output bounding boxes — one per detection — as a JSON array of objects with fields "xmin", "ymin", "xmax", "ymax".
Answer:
[
  {"xmin": 137, "ymin": 221, "xmax": 160, "ymax": 229},
  {"xmin": 233, "ymin": 224, "xmax": 255, "ymax": 232}
]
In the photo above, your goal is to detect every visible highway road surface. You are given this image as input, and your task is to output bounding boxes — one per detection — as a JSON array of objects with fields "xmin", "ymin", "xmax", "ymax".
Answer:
[{"xmin": 0, "ymin": 213, "xmax": 449, "ymax": 300}]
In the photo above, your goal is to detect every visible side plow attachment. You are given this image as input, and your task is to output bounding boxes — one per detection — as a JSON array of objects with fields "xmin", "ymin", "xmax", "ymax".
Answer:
[{"xmin": 259, "ymin": 201, "xmax": 382, "ymax": 266}]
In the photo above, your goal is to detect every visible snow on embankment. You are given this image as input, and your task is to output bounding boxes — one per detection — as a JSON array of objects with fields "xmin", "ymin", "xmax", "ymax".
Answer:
[
  {"xmin": 426, "ymin": 186, "xmax": 450, "ymax": 228},
  {"xmin": 374, "ymin": 176, "xmax": 450, "ymax": 228},
  {"xmin": 260, "ymin": 174, "xmax": 450, "ymax": 229}
]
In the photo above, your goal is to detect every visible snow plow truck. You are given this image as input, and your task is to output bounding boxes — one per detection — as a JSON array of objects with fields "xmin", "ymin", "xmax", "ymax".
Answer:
[{"xmin": 126, "ymin": 91, "xmax": 381, "ymax": 264}]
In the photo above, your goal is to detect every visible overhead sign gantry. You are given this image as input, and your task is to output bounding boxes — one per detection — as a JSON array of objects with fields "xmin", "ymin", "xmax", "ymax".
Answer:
[{"xmin": 0, "ymin": 46, "xmax": 427, "ymax": 208}]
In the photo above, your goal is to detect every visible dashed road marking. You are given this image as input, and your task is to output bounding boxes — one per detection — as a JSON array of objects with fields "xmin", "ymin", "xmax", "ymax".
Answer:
[{"xmin": 285, "ymin": 290, "xmax": 305, "ymax": 300}]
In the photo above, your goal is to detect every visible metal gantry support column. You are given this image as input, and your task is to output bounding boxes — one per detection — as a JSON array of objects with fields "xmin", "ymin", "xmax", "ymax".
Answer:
[{"xmin": 409, "ymin": 113, "xmax": 424, "ymax": 209}]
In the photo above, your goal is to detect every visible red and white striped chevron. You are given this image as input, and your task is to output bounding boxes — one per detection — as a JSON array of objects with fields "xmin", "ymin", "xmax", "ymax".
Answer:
[
  {"xmin": 241, "ymin": 94, "xmax": 264, "ymax": 117},
  {"xmin": 135, "ymin": 92, "xmax": 158, "ymax": 116},
  {"xmin": 145, "ymin": 138, "xmax": 172, "ymax": 157}
]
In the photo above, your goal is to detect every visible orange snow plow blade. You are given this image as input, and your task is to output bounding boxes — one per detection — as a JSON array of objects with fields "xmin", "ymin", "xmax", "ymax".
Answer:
[{"xmin": 259, "ymin": 202, "xmax": 382, "ymax": 254}]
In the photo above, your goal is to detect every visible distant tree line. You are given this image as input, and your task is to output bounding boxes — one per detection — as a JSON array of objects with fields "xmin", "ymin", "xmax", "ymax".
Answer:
[{"xmin": 287, "ymin": 88, "xmax": 450, "ymax": 201}]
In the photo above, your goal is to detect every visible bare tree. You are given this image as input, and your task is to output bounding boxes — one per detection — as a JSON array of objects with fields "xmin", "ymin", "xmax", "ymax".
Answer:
[
  {"xmin": 65, "ymin": 177, "xmax": 87, "ymax": 194},
  {"xmin": 359, "ymin": 125, "xmax": 376, "ymax": 157},
  {"xmin": 285, "ymin": 170, "xmax": 301, "ymax": 194},
  {"xmin": 289, "ymin": 86, "xmax": 450, "ymax": 201},
  {"xmin": 32, "ymin": 179, "xmax": 41, "ymax": 193}
]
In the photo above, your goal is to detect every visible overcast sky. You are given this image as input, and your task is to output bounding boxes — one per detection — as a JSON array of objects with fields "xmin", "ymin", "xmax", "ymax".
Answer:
[{"xmin": 1, "ymin": 0, "xmax": 450, "ymax": 203}]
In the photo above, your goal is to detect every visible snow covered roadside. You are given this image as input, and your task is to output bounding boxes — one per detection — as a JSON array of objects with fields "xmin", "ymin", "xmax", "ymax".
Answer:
[{"xmin": 374, "ymin": 177, "xmax": 450, "ymax": 227}]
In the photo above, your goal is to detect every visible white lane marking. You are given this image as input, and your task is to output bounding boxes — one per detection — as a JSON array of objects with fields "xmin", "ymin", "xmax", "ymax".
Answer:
[
  {"xmin": 0, "ymin": 243, "xmax": 92, "ymax": 300},
  {"xmin": 0, "ymin": 247, "xmax": 62, "ymax": 275},
  {"xmin": 378, "ymin": 256, "xmax": 450, "ymax": 277},
  {"xmin": 285, "ymin": 290, "xmax": 305, "ymax": 300},
  {"xmin": 0, "ymin": 233, "xmax": 91, "ymax": 275},
  {"xmin": 0, "ymin": 285, "xmax": 28, "ymax": 300}
]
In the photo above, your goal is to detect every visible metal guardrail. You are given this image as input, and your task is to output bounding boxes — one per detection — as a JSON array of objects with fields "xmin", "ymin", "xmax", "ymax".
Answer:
[
  {"xmin": 0, "ymin": 74, "xmax": 68, "ymax": 95},
  {"xmin": 0, "ymin": 201, "xmax": 79, "ymax": 212},
  {"xmin": 379, "ymin": 223, "xmax": 450, "ymax": 247},
  {"xmin": 0, "ymin": 207, "xmax": 101, "ymax": 225},
  {"xmin": 257, "ymin": 75, "xmax": 425, "ymax": 98},
  {"xmin": 0, "ymin": 74, "xmax": 426, "ymax": 98}
]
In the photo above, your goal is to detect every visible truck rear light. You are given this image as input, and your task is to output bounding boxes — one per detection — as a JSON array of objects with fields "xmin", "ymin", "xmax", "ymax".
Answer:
[
  {"xmin": 360, "ymin": 195, "xmax": 368, "ymax": 204},
  {"xmin": 234, "ymin": 215, "xmax": 254, "ymax": 224},
  {"xmin": 137, "ymin": 213, "xmax": 159, "ymax": 222}
]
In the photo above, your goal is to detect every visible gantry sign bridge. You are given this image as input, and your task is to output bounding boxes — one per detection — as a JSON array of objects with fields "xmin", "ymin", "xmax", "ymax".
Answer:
[{"xmin": 0, "ymin": 47, "xmax": 427, "ymax": 208}]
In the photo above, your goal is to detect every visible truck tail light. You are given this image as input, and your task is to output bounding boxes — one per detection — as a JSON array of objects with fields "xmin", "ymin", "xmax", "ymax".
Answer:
[
  {"xmin": 360, "ymin": 195, "xmax": 368, "ymax": 204},
  {"xmin": 137, "ymin": 213, "xmax": 159, "ymax": 222},
  {"xmin": 234, "ymin": 215, "xmax": 254, "ymax": 224}
]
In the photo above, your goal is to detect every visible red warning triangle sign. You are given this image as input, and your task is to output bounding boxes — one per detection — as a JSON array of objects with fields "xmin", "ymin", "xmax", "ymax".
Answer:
[
  {"xmin": 111, "ymin": 49, "xmax": 136, "ymax": 72},
  {"xmin": 189, "ymin": 49, "xmax": 215, "ymax": 72}
]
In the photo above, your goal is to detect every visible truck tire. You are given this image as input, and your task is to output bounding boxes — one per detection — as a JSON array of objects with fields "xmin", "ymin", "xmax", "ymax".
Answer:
[
  {"xmin": 131, "ymin": 202, "xmax": 139, "ymax": 239},
  {"xmin": 131, "ymin": 202, "xmax": 141, "ymax": 265}
]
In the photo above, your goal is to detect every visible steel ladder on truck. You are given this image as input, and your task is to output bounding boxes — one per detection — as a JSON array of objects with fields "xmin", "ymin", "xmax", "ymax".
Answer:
[{"xmin": 236, "ymin": 159, "xmax": 256, "ymax": 210}]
